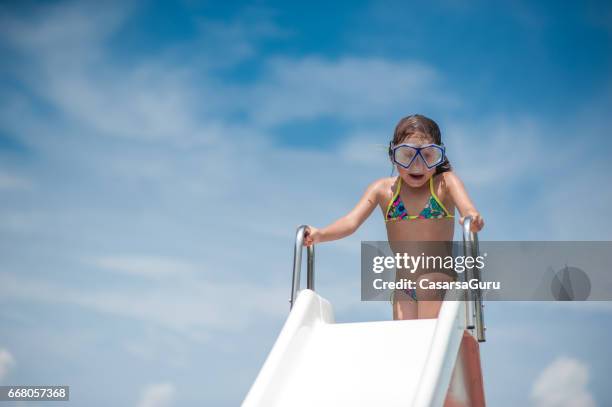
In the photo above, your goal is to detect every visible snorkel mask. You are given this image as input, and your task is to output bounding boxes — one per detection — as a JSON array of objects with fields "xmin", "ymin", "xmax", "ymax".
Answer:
[{"xmin": 388, "ymin": 143, "xmax": 446, "ymax": 169}]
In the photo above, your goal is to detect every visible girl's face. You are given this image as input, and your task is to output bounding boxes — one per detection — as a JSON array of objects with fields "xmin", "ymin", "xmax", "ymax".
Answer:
[{"xmin": 393, "ymin": 133, "xmax": 437, "ymax": 188}]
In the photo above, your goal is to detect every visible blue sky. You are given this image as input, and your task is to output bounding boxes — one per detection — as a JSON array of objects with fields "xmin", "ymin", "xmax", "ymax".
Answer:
[{"xmin": 0, "ymin": 0, "xmax": 611, "ymax": 406}]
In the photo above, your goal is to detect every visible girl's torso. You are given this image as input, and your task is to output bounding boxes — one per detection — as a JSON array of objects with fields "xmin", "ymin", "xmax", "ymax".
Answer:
[{"xmin": 379, "ymin": 174, "xmax": 455, "ymax": 242}]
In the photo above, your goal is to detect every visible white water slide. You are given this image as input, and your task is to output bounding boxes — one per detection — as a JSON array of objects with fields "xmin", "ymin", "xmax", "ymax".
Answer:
[{"xmin": 243, "ymin": 218, "xmax": 487, "ymax": 407}]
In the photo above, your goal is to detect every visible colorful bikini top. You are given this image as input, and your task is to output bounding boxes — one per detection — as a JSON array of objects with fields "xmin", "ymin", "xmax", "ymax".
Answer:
[{"xmin": 385, "ymin": 176, "xmax": 454, "ymax": 221}]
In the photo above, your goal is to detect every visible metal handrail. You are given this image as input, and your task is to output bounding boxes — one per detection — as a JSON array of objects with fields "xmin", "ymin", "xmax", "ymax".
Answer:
[
  {"xmin": 462, "ymin": 216, "xmax": 486, "ymax": 342},
  {"xmin": 290, "ymin": 225, "xmax": 315, "ymax": 310},
  {"xmin": 288, "ymin": 221, "xmax": 484, "ymax": 341}
]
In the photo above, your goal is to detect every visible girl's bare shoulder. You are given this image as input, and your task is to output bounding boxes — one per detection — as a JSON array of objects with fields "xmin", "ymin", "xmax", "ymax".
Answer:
[
  {"xmin": 370, "ymin": 177, "xmax": 396, "ymax": 192},
  {"xmin": 439, "ymin": 171, "xmax": 464, "ymax": 190},
  {"xmin": 363, "ymin": 177, "xmax": 393, "ymax": 209},
  {"xmin": 367, "ymin": 177, "xmax": 396, "ymax": 201}
]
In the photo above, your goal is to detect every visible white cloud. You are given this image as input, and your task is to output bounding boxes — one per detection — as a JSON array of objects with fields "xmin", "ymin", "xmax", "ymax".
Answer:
[
  {"xmin": 0, "ymin": 1, "xmax": 128, "ymax": 57},
  {"xmin": 191, "ymin": 6, "xmax": 289, "ymax": 68},
  {"xmin": 86, "ymin": 255, "xmax": 199, "ymax": 278},
  {"xmin": 337, "ymin": 132, "xmax": 391, "ymax": 168},
  {"xmin": 0, "ymin": 1, "xmax": 242, "ymax": 145},
  {"xmin": 246, "ymin": 56, "xmax": 453, "ymax": 126},
  {"xmin": 438, "ymin": 114, "xmax": 612, "ymax": 240},
  {"xmin": 0, "ymin": 348, "xmax": 15, "ymax": 381},
  {"xmin": 0, "ymin": 272, "xmax": 286, "ymax": 342},
  {"xmin": 444, "ymin": 116, "xmax": 545, "ymax": 187},
  {"xmin": 137, "ymin": 382, "xmax": 175, "ymax": 407},
  {"xmin": 530, "ymin": 356, "xmax": 596, "ymax": 407},
  {"xmin": 0, "ymin": 172, "xmax": 33, "ymax": 190}
]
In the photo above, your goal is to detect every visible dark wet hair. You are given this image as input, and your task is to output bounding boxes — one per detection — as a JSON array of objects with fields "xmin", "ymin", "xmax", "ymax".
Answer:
[{"xmin": 388, "ymin": 114, "xmax": 452, "ymax": 174}]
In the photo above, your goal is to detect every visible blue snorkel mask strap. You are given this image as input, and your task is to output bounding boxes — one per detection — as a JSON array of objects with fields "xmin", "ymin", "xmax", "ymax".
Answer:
[{"xmin": 388, "ymin": 141, "xmax": 395, "ymax": 175}]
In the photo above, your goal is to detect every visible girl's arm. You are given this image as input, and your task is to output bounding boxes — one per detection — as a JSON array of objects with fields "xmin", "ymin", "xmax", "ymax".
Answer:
[
  {"xmin": 443, "ymin": 171, "xmax": 485, "ymax": 232},
  {"xmin": 303, "ymin": 179, "xmax": 383, "ymax": 246}
]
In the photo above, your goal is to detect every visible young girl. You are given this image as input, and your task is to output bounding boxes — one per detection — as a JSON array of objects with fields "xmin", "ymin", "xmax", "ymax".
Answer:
[{"xmin": 303, "ymin": 114, "xmax": 484, "ymax": 320}]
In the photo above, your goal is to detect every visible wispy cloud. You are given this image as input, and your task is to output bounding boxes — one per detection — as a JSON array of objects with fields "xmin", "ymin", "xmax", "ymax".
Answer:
[
  {"xmin": 85, "ymin": 255, "xmax": 200, "ymax": 278},
  {"xmin": 0, "ymin": 272, "xmax": 286, "ymax": 341},
  {"xmin": 0, "ymin": 348, "xmax": 15, "ymax": 382},
  {"xmin": 444, "ymin": 117, "xmax": 544, "ymax": 187},
  {"xmin": 0, "ymin": 172, "xmax": 33, "ymax": 190},
  {"xmin": 530, "ymin": 356, "xmax": 596, "ymax": 407},
  {"xmin": 137, "ymin": 382, "xmax": 175, "ymax": 407},
  {"xmin": 244, "ymin": 56, "xmax": 453, "ymax": 126}
]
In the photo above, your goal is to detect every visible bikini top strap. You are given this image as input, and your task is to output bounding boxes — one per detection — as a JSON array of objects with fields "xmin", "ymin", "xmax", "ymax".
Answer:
[
  {"xmin": 384, "ymin": 176, "xmax": 403, "ymax": 220},
  {"xmin": 429, "ymin": 175, "xmax": 453, "ymax": 217},
  {"xmin": 429, "ymin": 175, "xmax": 435, "ymax": 195}
]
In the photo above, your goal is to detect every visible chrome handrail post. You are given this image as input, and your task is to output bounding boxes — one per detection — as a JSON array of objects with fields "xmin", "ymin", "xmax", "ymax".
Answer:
[
  {"xmin": 462, "ymin": 216, "xmax": 486, "ymax": 342},
  {"xmin": 306, "ymin": 245, "xmax": 315, "ymax": 290},
  {"xmin": 290, "ymin": 225, "xmax": 315, "ymax": 310},
  {"xmin": 462, "ymin": 217, "xmax": 476, "ymax": 330},
  {"xmin": 471, "ymin": 231, "xmax": 485, "ymax": 342}
]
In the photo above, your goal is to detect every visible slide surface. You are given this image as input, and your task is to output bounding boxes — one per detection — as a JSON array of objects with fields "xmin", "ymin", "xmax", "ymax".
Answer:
[{"xmin": 242, "ymin": 289, "xmax": 484, "ymax": 407}]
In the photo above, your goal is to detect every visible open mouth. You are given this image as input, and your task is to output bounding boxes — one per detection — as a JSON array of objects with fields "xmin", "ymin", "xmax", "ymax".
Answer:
[{"xmin": 408, "ymin": 173, "xmax": 425, "ymax": 181}]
